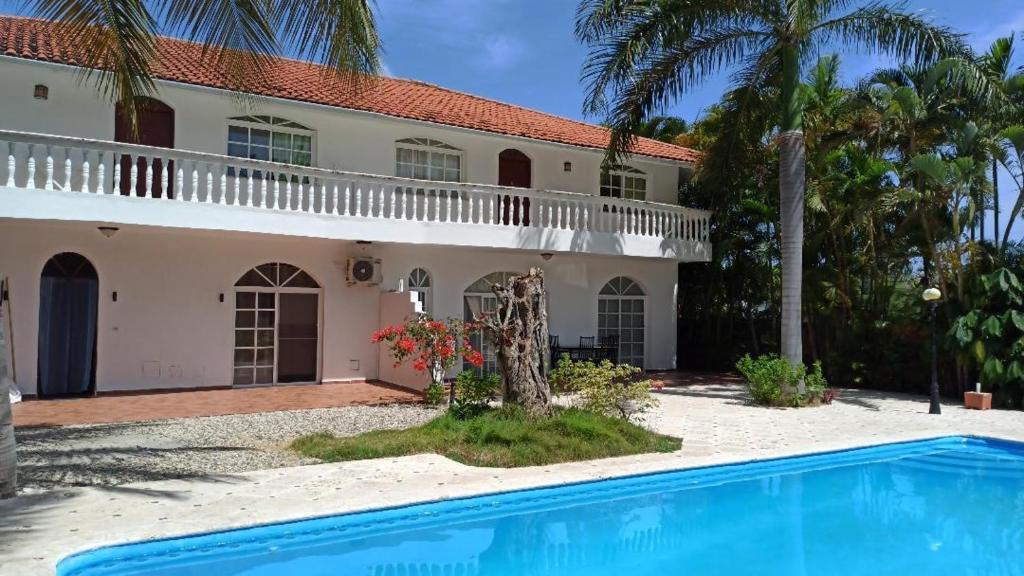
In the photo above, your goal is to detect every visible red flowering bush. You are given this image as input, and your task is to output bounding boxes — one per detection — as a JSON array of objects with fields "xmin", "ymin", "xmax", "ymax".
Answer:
[{"xmin": 372, "ymin": 317, "xmax": 484, "ymax": 403}]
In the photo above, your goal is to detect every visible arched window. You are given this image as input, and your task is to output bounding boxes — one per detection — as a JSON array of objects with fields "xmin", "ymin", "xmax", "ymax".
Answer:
[
  {"xmin": 598, "ymin": 276, "xmax": 646, "ymax": 368},
  {"xmin": 408, "ymin": 267, "xmax": 432, "ymax": 316},
  {"xmin": 600, "ymin": 165, "xmax": 647, "ymax": 201},
  {"xmin": 395, "ymin": 137, "xmax": 462, "ymax": 182},
  {"xmin": 38, "ymin": 252, "xmax": 99, "ymax": 397},
  {"xmin": 228, "ymin": 115, "xmax": 313, "ymax": 167},
  {"xmin": 233, "ymin": 263, "xmax": 320, "ymax": 386},
  {"xmin": 463, "ymin": 271, "xmax": 521, "ymax": 372}
]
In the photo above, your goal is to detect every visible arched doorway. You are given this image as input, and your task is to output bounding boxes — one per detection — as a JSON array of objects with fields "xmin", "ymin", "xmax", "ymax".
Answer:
[
  {"xmin": 464, "ymin": 271, "xmax": 521, "ymax": 373},
  {"xmin": 38, "ymin": 252, "xmax": 98, "ymax": 397},
  {"xmin": 598, "ymin": 276, "xmax": 646, "ymax": 368},
  {"xmin": 115, "ymin": 97, "xmax": 175, "ymax": 198},
  {"xmin": 233, "ymin": 263, "xmax": 321, "ymax": 386},
  {"xmin": 498, "ymin": 149, "xmax": 531, "ymax": 225}
]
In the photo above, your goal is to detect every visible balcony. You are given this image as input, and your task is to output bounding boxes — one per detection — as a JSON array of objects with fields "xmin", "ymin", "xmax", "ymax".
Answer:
[{"xmin": 0, "ymin": 131, "xmax": 711, "ymax": 261}]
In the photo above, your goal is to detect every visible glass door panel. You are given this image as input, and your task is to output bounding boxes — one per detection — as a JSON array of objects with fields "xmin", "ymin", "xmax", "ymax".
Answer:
[{"xmin": 277, "ymin": 293, "xmax": 319, "ymax": 383}]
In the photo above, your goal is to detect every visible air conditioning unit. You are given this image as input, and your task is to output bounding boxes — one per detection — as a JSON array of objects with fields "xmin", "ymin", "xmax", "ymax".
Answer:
[{"xmin": 346, "ymin": 257, "xmax": 382, "ymax": 286}]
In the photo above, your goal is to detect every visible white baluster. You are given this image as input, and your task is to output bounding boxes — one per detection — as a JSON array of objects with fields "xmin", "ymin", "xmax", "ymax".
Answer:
[
  {"xmin": 331, "ymin": 182, "xmax": 339, "ymax": 214},
  {"xmin": 387, "ymin": 186, "xmax": 396, "ymax": 219},
  {"xmin": 343, "ymin": 182, "xmax": 350, "ymax": 215},
  {"xmin": 247, "ymin": 173, "xmax": 255, "ymax": 207},
  {"xmin": 175, "ymin": 162, "xmax": 183, "ymax": 200},
  {"xmin": 5, "ymin": 142, "xmax": 15, "ymax": 188},
  {"xmin": 144, "ymin": 158, "xmax": 153, "ymax": 198},
  {"xmin": 97, "ymin": 152, "xmax": 106, "ymax": 195},
  {"xmin": 582, "ymin": 203, "xmax": 589, "ymax": 231},
  {"xmin": 306, "ymin": 180, "xmax": 315, "ymax": 213},
  {"xmin": 367, "ymin": 183, "xmax": 375, "ymax": 217},
  {"xmin": 206, "ymin": 165, "xmax": 214, "ymax": 203},
  {"xmin": 455, "ymin": 191, "xmax": 462, "ymax": 222},
  {"xmin": 231, "ymin": 168, "xmax": 240, "ymax": 206},
  {"xmin": 261, "ymin": 172, "xmax": 269, "ymax": 208},
  {"xmin": 191, "ymin": 162, "xmax": 199, "ymax": 202},
  {"xmin": 82, "ymin": 152, "xmax": 91, "ymax": 194},
  {"xmin": 160, "ymin": 159, "xmax": 169, "ymax": 199},
  {"xmin": 220, "ymin": 166, "xmax": 228, "ymax": 203},
  {"xmin": 26, "ymin": 145, "xmax": 37, "ymax": 190},
  {"xmin": 354, "ymin": 184, "xmax": 362, "ymax": 217},
  {"xmin": 63, "ymin": 149, "xmax": 72, "ymax": 192},
  {"xmin": 44, "ymin": 146, "xmax": 54, "ymax": 191},
  {"xmin": 112, "ymin": 154, "xmax": 121, "ymax": 195},
  {"xmin": 272, "ymin": 177, "xmax": 280, "ymax": 209},
  {"xmin": 285, "ymin": 179, "xmax": 294, "ymax": 211},
  {"xmin": 377, "ymin": 186, "xmax": 385, "ymax": 218},
  {"xmin": 129, "ymin": 157, "xmax": 138, "ymax": 196}
]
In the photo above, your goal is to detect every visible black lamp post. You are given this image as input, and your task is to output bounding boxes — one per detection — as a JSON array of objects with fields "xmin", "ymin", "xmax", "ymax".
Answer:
[{"xmin": 922, "ymin": 287, "xmax": 942, "ymax": 415}]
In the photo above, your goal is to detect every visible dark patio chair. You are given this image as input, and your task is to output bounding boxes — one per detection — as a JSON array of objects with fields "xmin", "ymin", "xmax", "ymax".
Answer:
[{"xmin": 579, "ymin": 336, "xmax": 595, "ymax": 348}]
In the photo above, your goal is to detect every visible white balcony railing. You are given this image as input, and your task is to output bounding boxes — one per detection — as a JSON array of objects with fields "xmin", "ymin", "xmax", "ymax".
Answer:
[{"xmin": 0, "ymin": 130, "xmax": 711, "ymax": 250}]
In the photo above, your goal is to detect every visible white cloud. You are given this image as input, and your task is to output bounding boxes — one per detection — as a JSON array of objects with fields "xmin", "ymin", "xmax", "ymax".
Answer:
[
  {"xmin": 970, "ymin": 8, "xmax": 1024, "ymax": 49},
  {"xmin": 481, "ymin": 35, "xmax": 526, "ymax": 69}
]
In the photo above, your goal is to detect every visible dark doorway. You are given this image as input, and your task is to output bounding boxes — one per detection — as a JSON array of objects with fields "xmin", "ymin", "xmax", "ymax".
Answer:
[
  {"xmin": 276, "ymin": 293, "xmax": 320, "ymax": 383},
  {"xmin": 38, "ymin": 252, "xmax": 99, "ymax": 397},
  {"xmin": 498, "ymin": 149, "xmax": 531, "ymax": 225},
  {"xmin": 115, "ymin": 97, "xmax": 175, "ymax": 198}
]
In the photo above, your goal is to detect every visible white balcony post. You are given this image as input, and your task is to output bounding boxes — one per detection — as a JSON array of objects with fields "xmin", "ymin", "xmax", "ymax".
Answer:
[
  {"xmin": 261, "ymin": 172, "xmax": 270, "ymax": 209},
  {"xmin": 175, "ymin": 163, "xmax": 183, "ymax": 201},
  {"xmin": 160, "ymin": 159, "xmax": 169, "ymax": 199},
  {"xmin": 247, "ymin": 173, "xmax": 255, "ymax": 208},
  {"xmin": 285, "ymin": 179, "xmax": 294, "ymax": 211},
  {"xmin": 43, "ymin": 146, "xmax": 54, "ymax": 191},
  {"xmin": 342, "ymin": 182, "xmax": 350, "ymax": 215},
  {"xmin": 82, "ymin": 152, "xmax": 91, "ymax": 193},
  {"xmin": 190, "ymin": 162, "xmax": 199, "ymax": 202},
  {"xmin": 129, "ymin": 158, "xmax": 138, "ymax": 196},
  {"xmin": 331, "ymin": 182, "xmax": 339, "ymax": 214},
  {"xmin": 111, "ymin": 153, "xmax": 120, "ymax": 196},
  {"xmin": 97, "ymin": 152, "xmax": 106, "ymax": 195},
  {"xmin": 144, "ymin": 159, "xmax": 153, "ymax": 199},
  {"xmin": 5, "ymin": 142, "xmax": 15, "ymax": 188},
  {"xmin": 231, "ymin": 168, "xmax": 239, "ymax": 206},
  {"xmin": 367, "ymin": 183, "xmax": 375, "ymax": 217},
  {"xmin": 63, "ymin": 149, "xmax": 72, "ymax": 192},
  {"xmin": 272, "ymin": 177, "xmax": 280, "ymax": 210}
]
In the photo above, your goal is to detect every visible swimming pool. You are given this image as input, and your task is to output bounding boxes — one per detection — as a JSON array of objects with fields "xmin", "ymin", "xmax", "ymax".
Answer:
[{"xmin": 59, "ymin": 436, "xmax": 1024, "ymax": 576}]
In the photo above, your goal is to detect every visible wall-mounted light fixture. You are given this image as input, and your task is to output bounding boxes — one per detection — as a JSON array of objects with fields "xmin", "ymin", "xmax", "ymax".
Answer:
[
  {"xmin": 540, "ymin": 252, "xmax": 554, "ymax": 261},
  {"xmin": 97, "ymin": 226, "xmax": 120, "ymax": 238},
  {"xmin": 219, "ymin": 293, "xmax": 225, "ymax": 303},
  {"xmin": 563, "ymin": 162, "xmax": 572, "ymax": 172},
  {"xmin": 112, "ymin": 291, "xmax": 118, "ymax": 302},
  {"xmin": 33, "ymin": 84, "xmax": 49, "ymax": 100}
]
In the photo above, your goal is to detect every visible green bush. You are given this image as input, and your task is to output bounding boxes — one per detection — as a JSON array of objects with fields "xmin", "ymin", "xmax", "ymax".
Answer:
[
  {"xmin": 450, "ymin": 370, "xmax": 500, "ymax": 418},
  {"xmin": 549, "ymin": 354, "xmax": 658, "ymax": 421},
  {"xmin": 735, "ymin": 354, "xmax": 830, "ymax": 407},
  {"xmin": 424, "ymin": 381, "xmax": 446, "ymax": 405}
]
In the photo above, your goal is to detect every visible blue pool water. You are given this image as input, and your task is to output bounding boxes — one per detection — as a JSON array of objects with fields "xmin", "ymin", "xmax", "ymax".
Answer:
[{"xmin": 60, "ymin": 436, "xmax": 1024, "ymax": 576}]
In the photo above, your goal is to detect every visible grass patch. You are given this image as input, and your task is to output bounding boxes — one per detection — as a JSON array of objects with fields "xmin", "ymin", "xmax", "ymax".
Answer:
[{"xmin": 291, "ymin": 406, "xmax": 680, "ymax": 468}]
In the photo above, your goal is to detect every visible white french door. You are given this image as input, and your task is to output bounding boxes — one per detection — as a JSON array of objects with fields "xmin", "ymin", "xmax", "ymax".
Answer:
[{"xmin": 233, "ymin": 288, "xmax": 321, "ymax": 386}]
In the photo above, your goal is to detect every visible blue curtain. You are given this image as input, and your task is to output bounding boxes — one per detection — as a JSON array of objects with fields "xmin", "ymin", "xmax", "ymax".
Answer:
[{"xmin": 38, "ymin": 276, "xmax": 98, "ymax": 396}]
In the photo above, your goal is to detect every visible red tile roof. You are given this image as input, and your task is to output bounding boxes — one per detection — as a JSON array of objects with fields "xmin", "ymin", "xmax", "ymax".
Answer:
[{"xmin": 0, "ymin": 15, "xmax": 699, "ymax": 163}]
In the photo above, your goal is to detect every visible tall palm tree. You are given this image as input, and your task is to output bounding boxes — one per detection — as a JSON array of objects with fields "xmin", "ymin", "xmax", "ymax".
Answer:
[
  {"xmin": 0, "ymin": 0, "xmax": 383, "ymax": 499},
  {"xmin": 25, "ymin": 0, "xmax": 382, "ymax": 129},
  {"xmin": 575, "ymin": 0, "xmax": 967, "ymax": 388},
  {"xmin": 633, "ymin": 115, "xmax": 690, "ymax": 143},
  {"xmin": 978, "ymin": 34, "xmax": 1024, "ymax": 248}
]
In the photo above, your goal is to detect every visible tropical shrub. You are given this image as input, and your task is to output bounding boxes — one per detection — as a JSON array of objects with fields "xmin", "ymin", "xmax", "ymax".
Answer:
[
  {"xmin": 949, "ymin": 268, "xmax": 1024, "ymax": 408},
  {"xmin": 450, "ymin": 370, "xmax": 500, "ymax": 419},
  {"xmin": 372, "ymin": 317, "xmax": 484, "ymax": 405},
  {"xmin": 549, "ymin": 355, "xmax": 658, "ymax": 421},
  {"xmin": 735, "ymin": 354, "xmax": 830, "ymax": 407}
]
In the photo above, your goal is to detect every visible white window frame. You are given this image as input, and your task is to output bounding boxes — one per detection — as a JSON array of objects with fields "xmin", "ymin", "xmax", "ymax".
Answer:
[
  {"xmin": 463, "ymin": 271, "xmax": 521, "ymax": 373},
  {"xmin": 600, "ymin": 166, "xmax": 648, "ymax": 201},
  {"xmin": 233, "ymin": 264, "xmax": 323, "ymax": 387},
  {"xmin": 395, "ymin": 137, "xmax": 464, "ymax": 183},
  {"xmin": 227, "ymin": 116, "xmax": 316, "ymax": 167},
  {"xmin": 407, "ymin": 267, "xmax": 433, "ymax": 317},
  {"xmin": 597, "ymin": 276, "xmax": 647, "ymax": 369}
]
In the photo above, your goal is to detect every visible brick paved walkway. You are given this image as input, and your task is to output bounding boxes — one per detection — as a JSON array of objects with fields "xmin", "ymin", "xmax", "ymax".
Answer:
[{"xmin": 12, "ymin": 381, "xmax": 421, "ymax": 427}]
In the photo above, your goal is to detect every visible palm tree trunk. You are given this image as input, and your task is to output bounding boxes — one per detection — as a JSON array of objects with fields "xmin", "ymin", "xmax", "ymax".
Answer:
[
  {"xmin": 992, "ymin": 158, "xmax": 1000, "ymax": 248},
  {"xmin": 779, "ymin": 44, "xmax": 805, "ymax": 395},
  {"xmin": 0, "ymin": 376, "xmax": 16, "ymax": 498}
]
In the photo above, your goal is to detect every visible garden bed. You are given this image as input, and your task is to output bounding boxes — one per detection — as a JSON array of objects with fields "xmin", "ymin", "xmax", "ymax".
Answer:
[{"xmin": 291, "ymin": 406, "xmax": 680, "ymax": 468}]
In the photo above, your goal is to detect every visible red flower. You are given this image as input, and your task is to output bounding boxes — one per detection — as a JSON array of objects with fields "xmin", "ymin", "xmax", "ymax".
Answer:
[
  {"xmin": 467, "ymin": 350, "xmax": 485, "ymax": 368},
  {"xmin": 412, "ymin": 358, "xmax": 428, "ymax": 372}
]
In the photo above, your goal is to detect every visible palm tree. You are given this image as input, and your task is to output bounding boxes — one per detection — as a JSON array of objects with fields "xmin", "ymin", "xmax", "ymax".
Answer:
[
  {"xmin": 978, "ymin": 34, "xmax": 1024, "ymax": 248},
  {"xmin": 633, "ymin": 115, "xmax": 690, "ymax": 143},
  {"xmin": 0, "ymin": 0, "xmax": 383, "ymax": 499},
  {"xmin": 25, "ymin": 0, "xmax": 382, "ymax": 129},
  {"xmin": 575, "ymin": 0, "xmax": 967, "ymax": 389}
]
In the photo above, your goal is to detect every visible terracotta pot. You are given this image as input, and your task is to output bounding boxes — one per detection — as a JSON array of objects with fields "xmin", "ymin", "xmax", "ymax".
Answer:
[{"xmin": 964, "ymin": 391, "xmax": 992, "ymax": 410}]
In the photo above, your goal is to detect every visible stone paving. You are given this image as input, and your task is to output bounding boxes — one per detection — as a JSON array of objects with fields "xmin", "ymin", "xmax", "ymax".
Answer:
[{"xmin": 2, "ymin": 382, "xmax": 1023, "ymax": 575}]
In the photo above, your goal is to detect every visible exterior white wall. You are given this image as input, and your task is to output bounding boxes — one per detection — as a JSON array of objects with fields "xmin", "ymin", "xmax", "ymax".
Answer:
[
  {"xmin": 0, "ymin": 220, "xmax": 678, "ymax": 395},
  {"xmin": 0, "ymin": 57, "xmax": 685, "ymax": 205}
]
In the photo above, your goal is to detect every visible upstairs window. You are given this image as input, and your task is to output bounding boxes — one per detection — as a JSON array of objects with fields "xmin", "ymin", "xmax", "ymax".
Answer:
[
  {"xmin": 395, "ymin": 138, "xmax": 462, "ymax": 182},
  {"xmin": 228, "ymin": 116, "xmax": 313, "ymax": 167},
  {"xmin": 600, "ymin": 166, "xmax": 647, "ymax": 201}
]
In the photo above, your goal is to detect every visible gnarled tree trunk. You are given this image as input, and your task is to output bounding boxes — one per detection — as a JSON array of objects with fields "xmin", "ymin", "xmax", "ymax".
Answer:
[{"xmin": 480, "ymin": 268, "xmax": 552, "ymax": 415}]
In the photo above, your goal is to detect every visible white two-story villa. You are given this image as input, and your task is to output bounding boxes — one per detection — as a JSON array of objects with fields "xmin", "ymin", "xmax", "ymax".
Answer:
[{"xmin": 0, "ymin": 16, "xmax": 709, "ymax": 398}]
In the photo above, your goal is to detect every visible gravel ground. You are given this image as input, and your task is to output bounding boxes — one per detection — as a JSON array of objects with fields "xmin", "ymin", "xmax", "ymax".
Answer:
[{"xmin": 14, "ymin": 404, "xmax": 442, "ymax": 494}]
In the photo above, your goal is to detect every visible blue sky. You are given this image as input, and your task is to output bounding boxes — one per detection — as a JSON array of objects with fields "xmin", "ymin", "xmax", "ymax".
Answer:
[{"xmin": 2, "ymin": 0, "xmax": 1021, "ymax": 237}]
